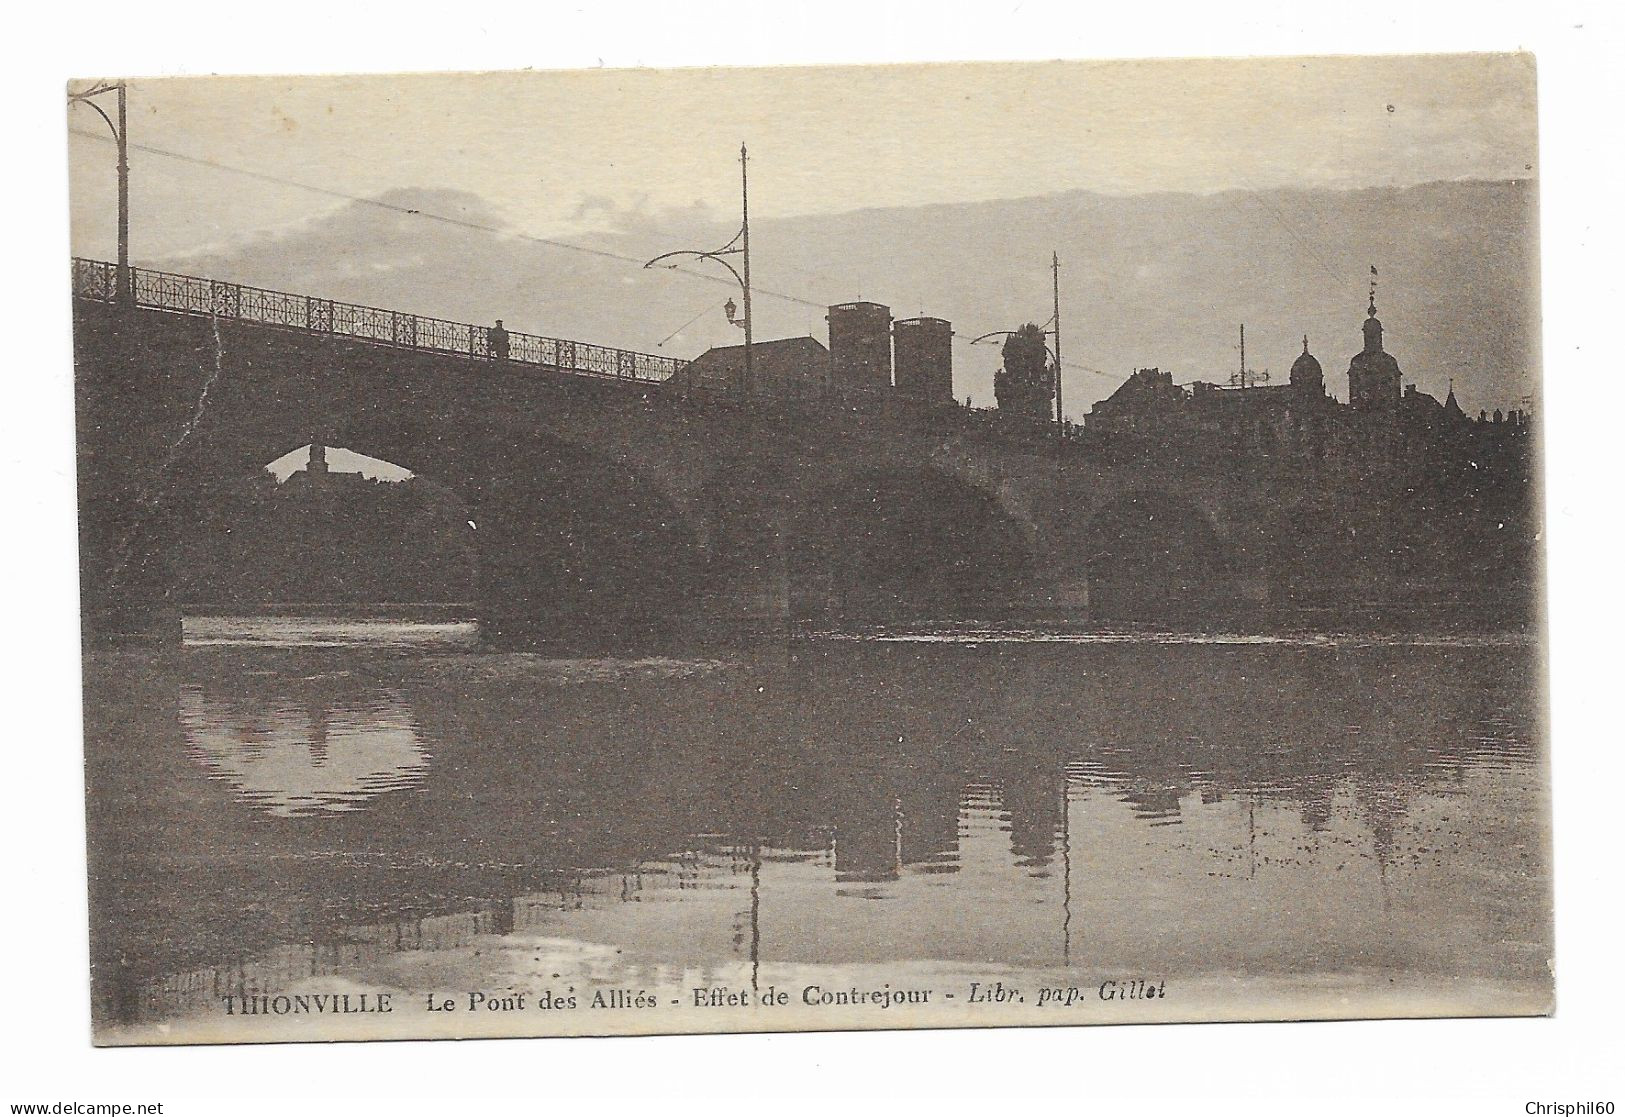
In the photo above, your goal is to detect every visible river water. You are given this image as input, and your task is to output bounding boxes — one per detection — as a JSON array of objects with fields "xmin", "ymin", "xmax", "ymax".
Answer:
[{"xmin": 83, "ymin": 616, "xmax": 1552, "ymax": 1042}]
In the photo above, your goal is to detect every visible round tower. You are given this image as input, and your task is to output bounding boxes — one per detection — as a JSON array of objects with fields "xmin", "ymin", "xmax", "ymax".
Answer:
[
  {"xmin": 893, "ymin": 316, "xmax": 954, "ymax": 403},
  {"xmin": 827, "ymin": 301, "xmax": 894, "ymax": 390}
]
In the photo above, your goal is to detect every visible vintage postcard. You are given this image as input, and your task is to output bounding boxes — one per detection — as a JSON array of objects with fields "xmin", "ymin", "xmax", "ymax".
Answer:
[{"xmin": 70, "ymin": 55, "xmax": 1549, "ymax": 1045}]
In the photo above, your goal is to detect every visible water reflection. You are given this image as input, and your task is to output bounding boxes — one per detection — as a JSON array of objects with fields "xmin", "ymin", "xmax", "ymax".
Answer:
[
  {"xmin": 179, "ymin": 681, "xmax": 428, "ymax": 817},
  {"xmin": 182, "ymin": 613, "xmax": 478, "ymax": 650},
  {"xmin": 85, "ymin": 624, "xmax": 1549, "ymax": 1031}
]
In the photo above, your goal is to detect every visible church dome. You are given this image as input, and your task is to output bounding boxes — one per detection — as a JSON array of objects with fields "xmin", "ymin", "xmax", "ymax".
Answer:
[{"xmin": 1289, "ymin": 336, "xmax": 1323, "ymax": 389}]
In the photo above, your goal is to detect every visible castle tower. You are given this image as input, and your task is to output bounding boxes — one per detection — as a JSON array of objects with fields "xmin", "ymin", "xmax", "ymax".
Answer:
[
  {"xmin": 1346, "ymin": 280, "xmax": 1402, "ymax": 412},
  {"xmin": 1290, "ymin": 335, "xmax": 1324, "ymax": 395},
  {"xmin": 892, "ymin": 316, "xmax": 954, "ymax": 403},
  {"xmin": 827, "ymin": 301, "xmax": 893, "ymax": 390}
]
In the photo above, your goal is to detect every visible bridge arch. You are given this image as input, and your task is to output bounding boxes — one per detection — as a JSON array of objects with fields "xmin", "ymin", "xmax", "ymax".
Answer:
[
  {"xmin": 329, "ymin": 419, "xmax": 708, "ymax": 649},
  {"xmin": 1076, "ymin": 488, "xmax": 1228, "ymax": 622},
  {"xmin": 780, "ymin": 464, "xmax": 1038, "ymax": 622}
]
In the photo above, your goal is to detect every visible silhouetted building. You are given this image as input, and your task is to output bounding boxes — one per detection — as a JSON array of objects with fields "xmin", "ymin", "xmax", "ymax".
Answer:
[
  {"xmin": 1080, "ymin": 286, "xmax": 1537, "ymax": 620},
  {"xmin": 827, "ymin": 301, "xmax": 893, "ymax": 391},
  {"xmin": 1443, "ymin": 384, "xmax": 1466, "ymax": 421},
  {"xmin": 181, "ymin": 468, "xmax": 476, "ymax": 605},
  {"xmin": 1289, "ymin": 335, "xmax": 1324, "ymax": 394},
  {"xmin": 676, "ymin": 336, "xmax": 831, "ymax": 399},
  {"xmin": 1347, "ymin": 292, "xmax": 1402, "ymax": 412},
  {"xmin": 1085, "ymin": 366, "xmax": 1187, "ymax": 435},
  {"xmin": 1088, "ymin": 344, "xmax": 1337, "ymax": 457},
  {"xmin": 1082, "ymin": 291, "xmax": 1522, "ymax": 460},
  {"xmin": 1187, "ymin": 352, "xmax": 1337, "ymax": 456},
  {"xmin": 280, "ymin": 443, "xmax": 372, "ymax": 495},
  {"xmin": 892, "ymin": 316, "xmax": 954, "ymax": 403}
]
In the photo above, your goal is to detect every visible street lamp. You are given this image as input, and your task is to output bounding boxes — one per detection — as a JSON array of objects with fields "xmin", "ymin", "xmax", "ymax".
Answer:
[
  {"xmin": 644, "ymin": 143, "xmax": 754, "ymax": 400},
  {"xmin": 68, "ymin": 79, "xmax": 131, "ymax": 304}
]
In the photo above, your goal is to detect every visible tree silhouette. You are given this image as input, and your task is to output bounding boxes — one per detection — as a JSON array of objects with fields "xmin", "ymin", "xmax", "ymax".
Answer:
[{"xmin": 994, "ymin": 323, "xmax": 1054, "ymax": 421}]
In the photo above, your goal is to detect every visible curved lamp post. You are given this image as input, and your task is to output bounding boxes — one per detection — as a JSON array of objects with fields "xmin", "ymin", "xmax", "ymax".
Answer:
[
  {"xmin": 971, "ymin": 326, "xmax": 1061, "ymax": 422},
  {"xmin": 643, "ymin": 143, "xmax": 753, "ymax": 400},
  {"xmin": 68, "ymin": 80, "xmax": 130, "ymax": 304}
]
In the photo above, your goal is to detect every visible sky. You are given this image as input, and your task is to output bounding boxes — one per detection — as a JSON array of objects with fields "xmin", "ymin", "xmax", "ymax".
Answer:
[
  {"xmin": 266, "ymin": 445, "xmax": 410, "ymax": 481},
  {"xmin": 69, "ymin": 55, "xmax": 1537, "ymax": 260},
  {"xmin": 66, "ymin": 55, "xmax": 1539, "ymax": 431}
]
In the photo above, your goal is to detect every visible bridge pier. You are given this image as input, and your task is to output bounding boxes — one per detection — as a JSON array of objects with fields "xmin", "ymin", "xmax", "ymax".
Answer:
[
  {"xmin": 723, "ymin": 542, "xmax": 793, "ymax": 639},
  {"xmin": 75, "ymin": 303, "xmax": 200, "ymax": 645}
]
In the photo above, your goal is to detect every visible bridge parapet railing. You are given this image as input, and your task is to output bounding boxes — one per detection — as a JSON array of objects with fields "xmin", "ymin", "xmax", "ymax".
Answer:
[
  {"xmin": 72, "ymin": 257, "xmax": 688, "ymax": 386},
  {"xmin": 75, "ymin": 258, "xmax": 118, "ymax": 302},
  {"xmin": 72, "ymin": 258, "xmax": 1114, "ymax": 450}
]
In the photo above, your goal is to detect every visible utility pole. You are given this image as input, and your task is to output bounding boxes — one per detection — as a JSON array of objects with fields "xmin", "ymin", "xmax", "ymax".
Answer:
[
  {"xmin": 1052, "ymin": 251, "xmax": 1063, "ymax": 429},
  {"xmin": 68, "ymin": 80, "xmax": 131, "ymax": 303},
  {"xmin": 740, "ymin": 143, "xmax": 754, "ymax": 402},
  {"xmin": 1229, "ymin": 323, "xmax": 1270, "ymax": 390},
  {"xmin": 644, "ymin": 143, "xmax": 755, "ymax": 404},
  {"xmin": 116, "ymin": 81, "xmax": 129, "ymax": 302}
]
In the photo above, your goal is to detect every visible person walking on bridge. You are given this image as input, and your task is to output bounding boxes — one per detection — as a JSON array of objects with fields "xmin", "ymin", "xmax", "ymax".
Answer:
[{"xmin": 489, "ymin": 319, "xmax": 510, "ymax": 361}]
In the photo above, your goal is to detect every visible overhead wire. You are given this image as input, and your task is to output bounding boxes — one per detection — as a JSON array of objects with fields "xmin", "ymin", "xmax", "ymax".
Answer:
[
  {"xmin": 69, "ymin": 128, "xmax": 830, "ymax": 311},
  {"xmin": 657, "ymin": 300, "xmax": 730, "ymax": 348},
  {"xmin": 69, "ymin": 126, "xmax": 1346, "ymax": 388}
]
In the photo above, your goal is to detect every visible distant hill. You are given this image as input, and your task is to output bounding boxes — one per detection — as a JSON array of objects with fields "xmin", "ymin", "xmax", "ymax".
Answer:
[{"xmin": 158, "ymin": 178, "xmax": 1538, "ymax": 418}]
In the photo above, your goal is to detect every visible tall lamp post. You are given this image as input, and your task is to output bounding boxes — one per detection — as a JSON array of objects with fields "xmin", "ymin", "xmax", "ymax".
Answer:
[
  {"xmin": 644, "ymin": 143, "xmax": 754, "ymax": 400},
  {"xmin": 69, "ymin": 80, "xmax": 131, "ymax": 304}
]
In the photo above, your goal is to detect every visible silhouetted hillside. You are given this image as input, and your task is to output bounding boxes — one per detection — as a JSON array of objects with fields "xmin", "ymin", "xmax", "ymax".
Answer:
[{"xmin": 159, "ymin": 179, "xmax": 1537, "ymax": 418}]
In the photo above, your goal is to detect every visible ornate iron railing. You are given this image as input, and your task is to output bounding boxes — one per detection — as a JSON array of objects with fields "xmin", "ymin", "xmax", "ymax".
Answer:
[
  {"xmin": 71, "ymin": 258, "xmax": 1102, "ymax": 445},
  {"xmin": 72, "ymin": 257, "xmax": 688, "ymax": 385}
]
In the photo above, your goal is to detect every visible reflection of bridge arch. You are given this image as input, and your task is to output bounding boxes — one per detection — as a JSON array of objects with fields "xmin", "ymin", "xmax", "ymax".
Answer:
[
  {"xmin": 180, "ymin": 682, "xmax": 428, "ymax": 818},
  {"xmin": 1078, "ymin": 489, "xmax": 1226, "ymax": 621}
]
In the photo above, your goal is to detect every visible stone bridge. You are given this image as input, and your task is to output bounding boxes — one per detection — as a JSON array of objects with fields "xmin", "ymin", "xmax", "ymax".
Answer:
[{"xmin": 74, "ymin": 275, "xmax": 1328, "ymax": 647}]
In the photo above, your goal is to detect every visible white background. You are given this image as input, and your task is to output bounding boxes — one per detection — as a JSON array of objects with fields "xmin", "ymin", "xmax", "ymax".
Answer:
[{"xmin": 3, "ymin": 2, "xmax": 1621, "ymax": 1112}]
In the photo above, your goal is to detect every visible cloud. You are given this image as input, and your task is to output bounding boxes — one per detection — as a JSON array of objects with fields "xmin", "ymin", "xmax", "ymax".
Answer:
[
  {"xmin": 567, "ymin": 193, "xmax": 721, "ymax": 239},
  {"xmin": 156, "ymin": 187, "xmax": 515, "ymax": 281}
]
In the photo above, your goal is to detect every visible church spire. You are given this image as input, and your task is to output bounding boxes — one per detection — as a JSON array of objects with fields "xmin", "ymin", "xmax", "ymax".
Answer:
[
  {"xmin": 1362, "ymin": 266, "xmax": 1384, "ymax": 355},
  {"xmin": 1349, "ymin": 264, "xmax": 1401, "ymax": 411},
  {"xmin": 1444, "ymin": 377, "xmax": 1465, "ymax": 419}
]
